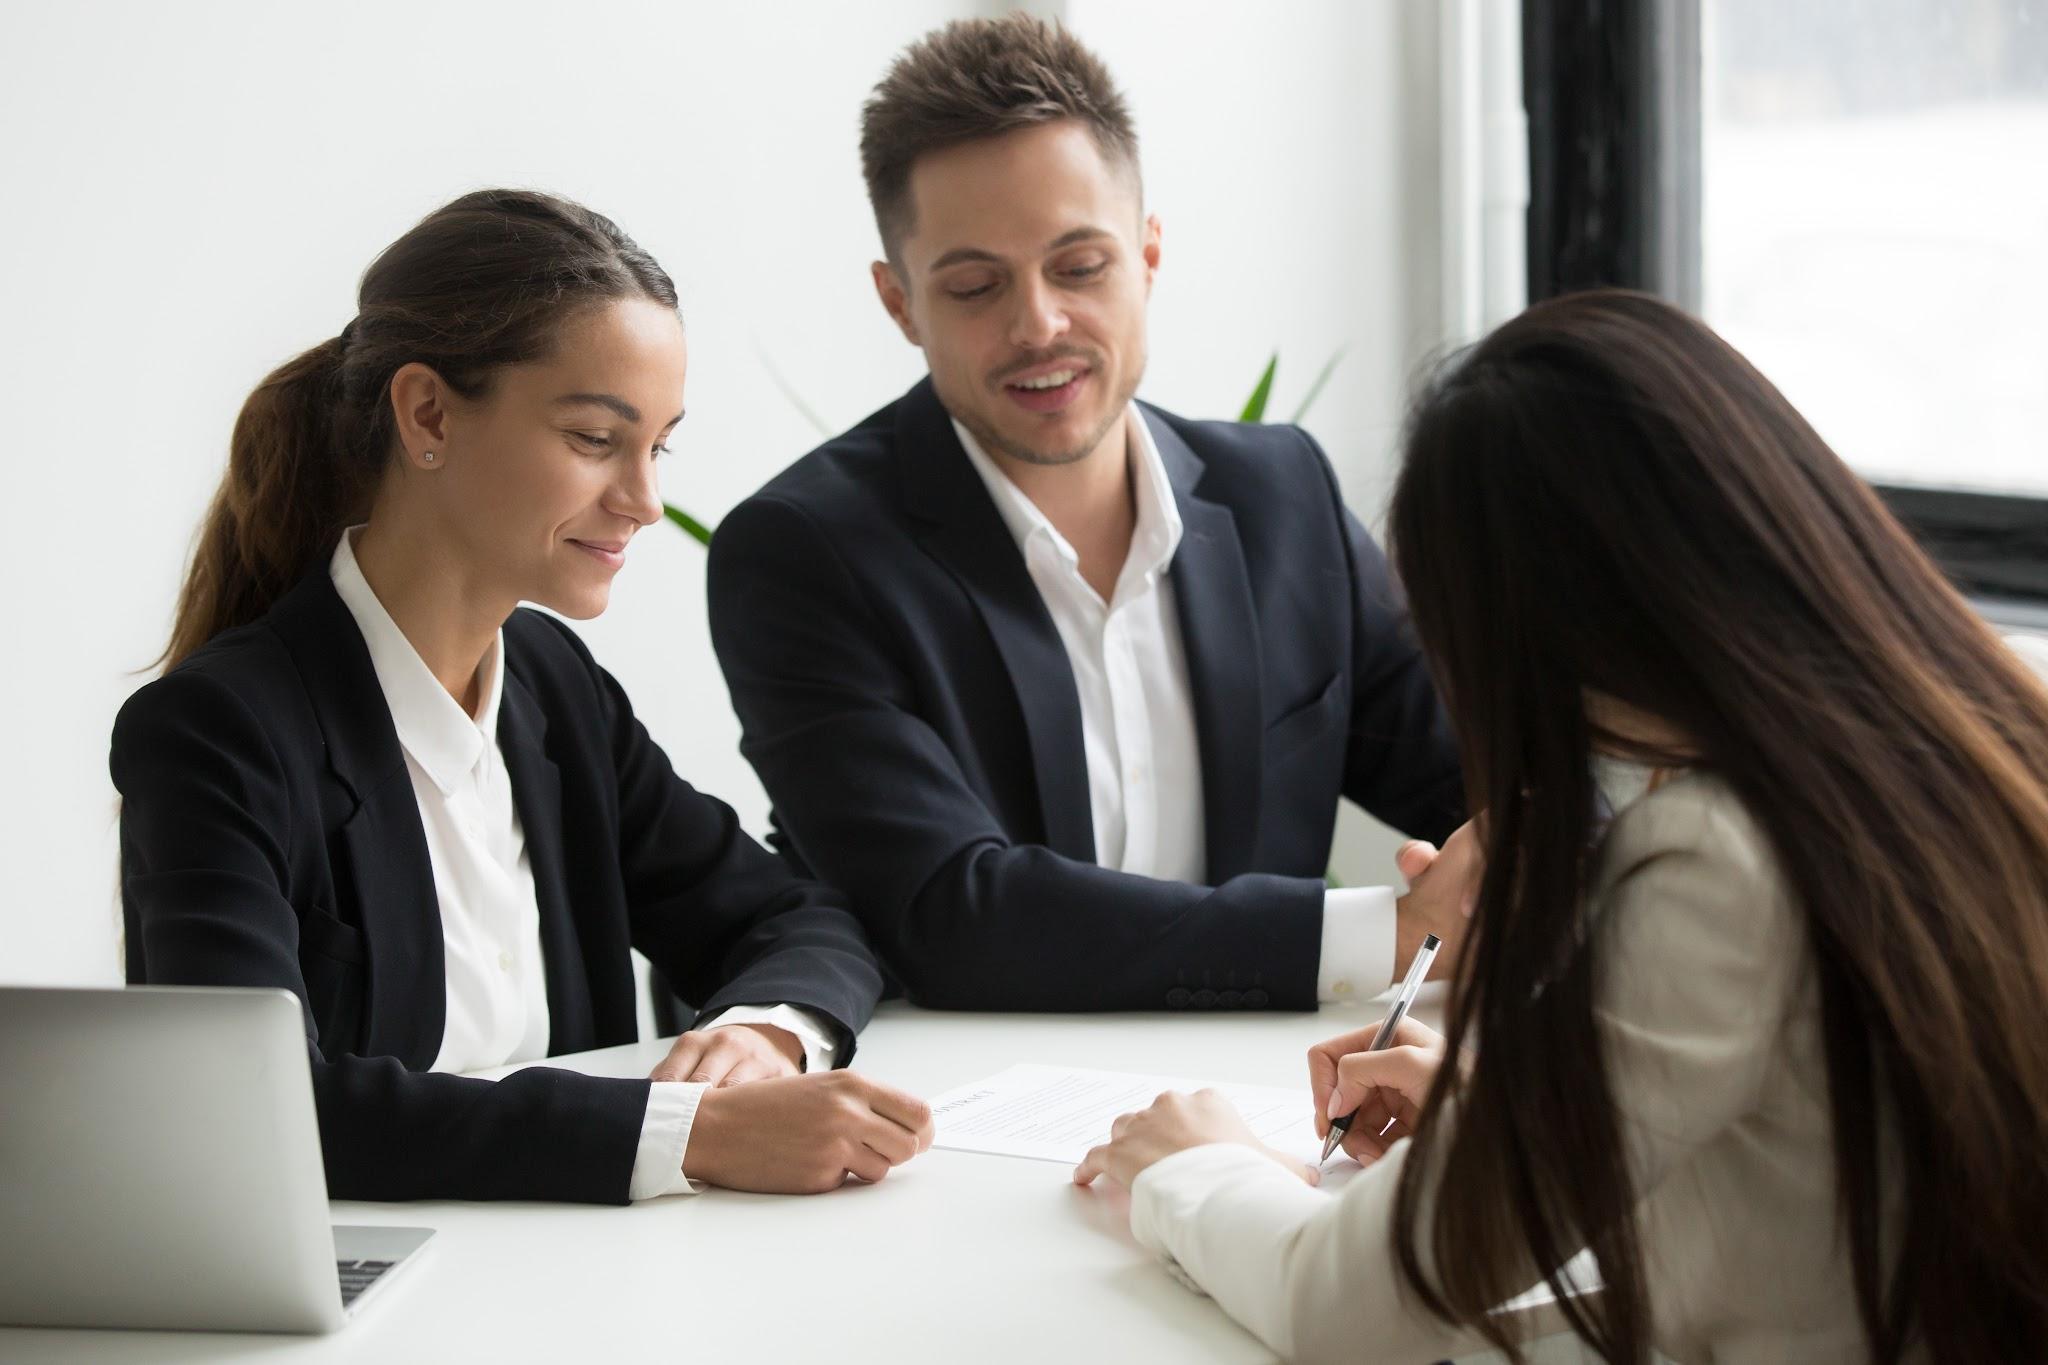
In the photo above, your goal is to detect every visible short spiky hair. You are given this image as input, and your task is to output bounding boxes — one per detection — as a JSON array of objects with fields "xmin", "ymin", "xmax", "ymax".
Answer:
[{"xmin": 860, "ymin": 13, "xmax": 1141, "ymax": 260}]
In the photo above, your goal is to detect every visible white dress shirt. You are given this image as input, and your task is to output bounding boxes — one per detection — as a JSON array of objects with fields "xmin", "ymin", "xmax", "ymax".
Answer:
[
  {"xmin": 953, "ymin": 415, "xmax": 1397, "ymax": 1001},
  {"xmin": 330, "ymin": 530, "xmax": 834, "ymax": 1199}
]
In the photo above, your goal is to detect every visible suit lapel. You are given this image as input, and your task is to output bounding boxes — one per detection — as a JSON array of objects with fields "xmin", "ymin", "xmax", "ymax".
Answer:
[
  {"xmin": 267, "ymin": 572, "xmax": 445, "ymax": 1066},
  {"xmin": 895, "ymin": 380, "xmax": 1096, "ymax": 862},
  {"xmin": 496, "ymin": 666, "xmax": 594, "ymax": 1055},
  {"xmin": 1149, "ymin": 409, "xmax": 1265, "ymax": 882}
]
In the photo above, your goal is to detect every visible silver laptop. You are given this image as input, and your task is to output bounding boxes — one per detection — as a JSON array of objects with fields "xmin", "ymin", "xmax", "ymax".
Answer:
[{"xmin": 0, "ymin": 985, "xmax": 432, "ymax": 1333}]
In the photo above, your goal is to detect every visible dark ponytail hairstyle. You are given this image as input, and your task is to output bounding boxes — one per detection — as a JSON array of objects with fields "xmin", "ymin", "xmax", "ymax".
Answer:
[
  {"xmin": 1385, "ymin": 289, "xmax": 2048, "ymax": 1363},
  {"xmin": 162, "ymin": 189, "xmax": 678, "ymax": 668}
]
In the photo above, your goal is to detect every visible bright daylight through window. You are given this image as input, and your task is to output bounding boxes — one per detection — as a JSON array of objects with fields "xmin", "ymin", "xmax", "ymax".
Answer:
[{"xmin": 1701, "ymin": 0, "xmax": 2048, "ymax": 496}]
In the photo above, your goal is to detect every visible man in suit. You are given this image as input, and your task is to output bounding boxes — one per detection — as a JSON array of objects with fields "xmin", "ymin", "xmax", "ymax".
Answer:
[{"xmin": 707, "ymin": 14, "xmax": 1470, "ymax": 1013}]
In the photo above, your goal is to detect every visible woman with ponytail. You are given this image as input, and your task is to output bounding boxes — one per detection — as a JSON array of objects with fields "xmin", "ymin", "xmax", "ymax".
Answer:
[
  {"xmin": 113, "ymin": 189, "xmax": 933, "ymax": 1204},
  {"xmin": 1075, "ymin": 290, "xmax": 2048, "ymax": 1362}
]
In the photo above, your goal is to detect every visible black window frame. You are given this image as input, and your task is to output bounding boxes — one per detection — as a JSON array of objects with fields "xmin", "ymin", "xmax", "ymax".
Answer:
[{"xmin": 1523, "ymin": 0, "xmax": 2048, "ymax": 622}]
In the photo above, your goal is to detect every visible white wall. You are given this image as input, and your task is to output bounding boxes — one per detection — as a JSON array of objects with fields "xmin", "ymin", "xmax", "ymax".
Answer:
[
  {"xmin": 0, "ymin": 0, "xmax": 1450, "ymax": 985},
  {"xmin": 1066, "ymin": 0, "xmax": 1449, "ymax": 886},
  {"xmin": 1069, "ymin": 0, "xmax": 1446, "ymax": 512}
]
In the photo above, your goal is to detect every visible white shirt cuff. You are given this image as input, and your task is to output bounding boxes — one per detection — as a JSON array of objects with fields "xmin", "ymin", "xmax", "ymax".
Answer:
[
  {"xmin": 698, "ymin": 1002, "xmax": 839, "ymax": 1073},
  {"xmin": 628, "ymin": 1081, "xmax": 708, "ymax": 1200},
  {"xmin": 1317, "ymin": 885, "xmax": 1397, "ymax": 1003}
]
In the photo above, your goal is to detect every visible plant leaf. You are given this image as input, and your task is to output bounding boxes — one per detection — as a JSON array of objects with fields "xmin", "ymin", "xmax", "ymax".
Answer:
[
  {"xmin": 1239, "ymin": 353, "xmax": 1278, "ymax": 423},
  {"xmin": 1289, "ymin": 346, "xmax": 1347, "ymax": 424},
  {"xmin": 663, "ymin": 503, "xmax": 715, "ymax": 547}
]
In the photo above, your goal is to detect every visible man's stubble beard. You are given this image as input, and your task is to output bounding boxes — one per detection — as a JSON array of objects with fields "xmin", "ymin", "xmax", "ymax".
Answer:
[{"xmin": 946, "ymin": 347, "xmax": 1147, "ymax": 469}]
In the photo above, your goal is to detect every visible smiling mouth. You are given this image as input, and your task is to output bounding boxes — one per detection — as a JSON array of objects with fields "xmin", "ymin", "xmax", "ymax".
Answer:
[
  {"xmin": 569, "ymin": 539, "xmax": 628, "ymax": 567},
  {"xmin": 1008, "ymin": 367, "xmax": 1084, "ymax": 391},
  {"xmin": 1001, "ymin": 364, "xmax": 1092, "ymax": 414}
]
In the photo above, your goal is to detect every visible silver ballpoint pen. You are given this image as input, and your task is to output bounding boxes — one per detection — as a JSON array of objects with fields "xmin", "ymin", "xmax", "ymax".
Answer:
[{"xmin": 1319, "ymin": 932, "xmax": 1441, "ymax": 1167}]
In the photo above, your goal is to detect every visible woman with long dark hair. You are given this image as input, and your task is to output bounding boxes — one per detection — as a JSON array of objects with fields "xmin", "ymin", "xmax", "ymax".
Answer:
[
  {"xmin": 1075, "ymin": 289, "xmax": 2048, "ymax": 1362},
  {"xmin": 113, "ymin": 189, "xmax": 933, "ymax": 1204}
]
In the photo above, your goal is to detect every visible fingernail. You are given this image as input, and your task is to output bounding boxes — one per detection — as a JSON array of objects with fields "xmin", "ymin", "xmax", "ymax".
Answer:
[{"xmin": 1325, "ymin": 1090, "xmax": 1345, "ymax": 1119}]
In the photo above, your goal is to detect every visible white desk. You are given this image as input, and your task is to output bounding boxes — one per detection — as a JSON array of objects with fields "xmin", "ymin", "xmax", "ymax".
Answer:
[{"xmin": 0, "ymin": 999, "xmax": 1587, "ymax": 1363}]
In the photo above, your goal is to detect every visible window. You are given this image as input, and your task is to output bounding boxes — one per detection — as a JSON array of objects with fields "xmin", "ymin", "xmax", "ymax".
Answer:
[
  {"xmin": 1701, "ymin": 0, "xmax": 2048, "ymax": 499},
  {"xmin": 1525, "ymin": 0, "xmax": 2048, "ymax": 608}
]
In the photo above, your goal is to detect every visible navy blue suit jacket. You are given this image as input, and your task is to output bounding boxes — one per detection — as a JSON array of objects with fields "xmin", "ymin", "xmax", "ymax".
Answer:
[
  {"xmin": 707, "ymin": 379, "xmax": 1462, "ymax": 1012},
  {"xmin": 111, "ymin": 572, "xmax": 883, "ymax": 1204}
]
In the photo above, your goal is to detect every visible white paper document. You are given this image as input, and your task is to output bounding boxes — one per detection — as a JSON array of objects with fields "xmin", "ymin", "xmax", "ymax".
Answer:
[{"xmin": 930, "ymin": 1063, "xmax": 1323, "ymax": 1165}]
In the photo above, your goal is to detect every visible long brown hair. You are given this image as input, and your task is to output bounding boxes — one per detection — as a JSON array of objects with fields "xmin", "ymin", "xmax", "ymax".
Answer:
[
  {"xmin": 1386, "ymin": 289, "xmax": 2048, "ymax": 1362},
  {"xmin": 162, "ymin": 188, "xmax": 678, "ymax": 668}
]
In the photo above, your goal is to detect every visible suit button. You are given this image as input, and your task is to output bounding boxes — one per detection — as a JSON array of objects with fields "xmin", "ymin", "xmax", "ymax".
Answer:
[
  {"xmin": 1218, "ymin": 990, "xmax": 1243, "ymax": 1008},
  {"xmin": 1166, "ymin": 987, "xmax": 1192, "ymax": 1009},
  {"xmin": 1192, "ymin": 989, "xmax": 1218, "ymax": 1008},
  {"xmin": 1243, "ymin": 988, "xmax": 1269, "ymax": 1008}
]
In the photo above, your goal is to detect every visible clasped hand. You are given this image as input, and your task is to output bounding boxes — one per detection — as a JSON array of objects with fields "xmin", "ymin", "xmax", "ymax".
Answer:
[
  {"xmin": 648, "ymin": 1023, "xmax": 937, "ymax": 1195},
  {"xmin": 651, "ymin": 1021, "xmax": 805, "ymax": 1086}
]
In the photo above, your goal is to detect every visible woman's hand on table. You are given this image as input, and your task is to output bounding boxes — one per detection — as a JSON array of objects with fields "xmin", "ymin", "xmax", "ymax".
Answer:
[{"xmin": 1072, "ymin": 1089, "xmax": 1321, "ymax": 1190}]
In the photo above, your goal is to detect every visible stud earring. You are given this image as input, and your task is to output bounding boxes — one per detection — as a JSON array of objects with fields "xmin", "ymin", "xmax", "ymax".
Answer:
[{"xmin": 423, "ymin": 451, "xmax": 437, "ymax": 463}]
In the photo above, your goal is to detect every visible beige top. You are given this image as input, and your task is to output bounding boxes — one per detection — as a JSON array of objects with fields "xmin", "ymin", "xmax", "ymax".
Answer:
[{"xmin": 1130, "ymin": 768, "xmax": 1897, "ymax": 1364}]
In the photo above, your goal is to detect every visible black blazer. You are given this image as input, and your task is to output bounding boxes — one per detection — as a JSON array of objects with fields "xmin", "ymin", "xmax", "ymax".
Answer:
[
  {"xmin": 707, "ymin": 379, "xmax": 1462, "ymax": 1013},
  {"xmin": 111, "ymin": 572, "xmax": 884, "ymax": 1204}
]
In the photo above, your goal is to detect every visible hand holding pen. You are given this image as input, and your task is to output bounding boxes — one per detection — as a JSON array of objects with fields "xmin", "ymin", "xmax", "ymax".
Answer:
[{"xmin": 1310, "ymin": 933, "xmax": 1447, "ymax": 1168}]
